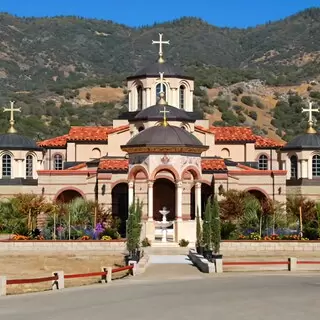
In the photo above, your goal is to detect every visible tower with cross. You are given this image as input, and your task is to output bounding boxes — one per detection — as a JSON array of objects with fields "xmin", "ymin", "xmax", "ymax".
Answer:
[
  {"xmin": 3, "ymin": 101, "xmax": 21, "ymax": 133},
  {"xmin": 302, "ymin": 100, "xmax": 319, "ymax": 134},
  {"xmin": 152, "ymin": 33, "xmax": 170, "ymax": 63}
]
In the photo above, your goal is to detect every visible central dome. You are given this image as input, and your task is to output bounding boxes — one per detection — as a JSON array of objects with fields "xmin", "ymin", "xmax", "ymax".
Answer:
[
  {"xmin": 122, "ymin": 125, "xmax": 208, "ymax": 154},
  {"xmin": 133, "ymin": 104, "xmax": 194, "ymax": 122}
]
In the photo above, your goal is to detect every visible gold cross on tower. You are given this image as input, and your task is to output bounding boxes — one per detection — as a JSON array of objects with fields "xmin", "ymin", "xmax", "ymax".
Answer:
[
  {"xmin": 302, "ymin": 100, "xmax": 319, "ymax": 134},
  {"xmin": 3, "ymin": 101, "xmax": 21, "ymax": 133},
  {"xmin": 160, "ymin": 106, "xmax": 170, "ymax": 127},
  {"xmin": 152, "ymin": 33, "xmax": 170, "ymax": 63}
]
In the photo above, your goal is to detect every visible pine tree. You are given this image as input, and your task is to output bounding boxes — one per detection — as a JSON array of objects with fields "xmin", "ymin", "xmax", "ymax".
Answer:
[
  {"xmin": 196, "ymin": 207, "xmax": 202, "ymax": 248},
  {"xmin": 211, "ymin": 196, "xmax": 221, "ymax": 254},
  {"xmin": 202, "ymin": 196, "xmax": 212, "ymax": 250}
]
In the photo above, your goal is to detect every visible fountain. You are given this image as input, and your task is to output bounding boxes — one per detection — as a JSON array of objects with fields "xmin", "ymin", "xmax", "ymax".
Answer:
[{"xmin": 157, "ymin": 206, "xmax": 174, "ymax": 243}]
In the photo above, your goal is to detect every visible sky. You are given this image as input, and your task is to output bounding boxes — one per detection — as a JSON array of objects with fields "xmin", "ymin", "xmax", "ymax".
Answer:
[{"xmin": 0, "ymin": 0, "xmax": 319, "ymax": 28}]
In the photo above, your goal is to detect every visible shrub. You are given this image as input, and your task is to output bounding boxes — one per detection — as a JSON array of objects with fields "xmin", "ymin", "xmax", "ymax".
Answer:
[
  {"xmin": 141, "ymin": 237, "xmax": 151, "ymax": 247},
  {"xmin": 255, "ymin": 99, "xmax": 264, "ymax": 109},
  {"xmin": 101, "ymin": 228, "xmax": 120, "ymax": 239},
  {"xmin": 310, "ymin": 91, "xmax": 320, "ymax": 100},
  {"xmin": 221, "ymin": 221, "xmax": 237, "ymax": 240},
  {"xmin": 179, "ymin": 239, "xmax": 189, "ymax": 247},
  {"xmin": 248, "ymin": 111, "xmax": 258, "ymax": 120},
  {"xmin": 211, "ymin": 196, "xmax": 221, "ymax": 254},
  {"xmin": 231, "ymin": 87, "xmax": 244, "ymax": 96},
  {"xmin": 238, "ymin": 113, "xmax": 246, "ymax": 123},
  {"xmin": 241, "ymin": 95, "xmax": 254, "ymax": 106}
]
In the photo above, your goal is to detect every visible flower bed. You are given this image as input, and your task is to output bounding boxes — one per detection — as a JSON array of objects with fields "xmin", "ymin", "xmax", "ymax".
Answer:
[{"xmin": 238, "ymin": 232, "xmax": 312, "ymax": 241}]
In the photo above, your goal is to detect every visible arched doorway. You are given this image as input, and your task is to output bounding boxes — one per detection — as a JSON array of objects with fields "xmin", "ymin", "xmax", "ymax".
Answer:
[
  {"xmin": 190, "ymin": 183, "xmax": 213, "ymax": 219},
  {"xmin": 56, "ymin": 189, "xmax": 83, "ymax": 203},
  {"xmin": 247, "ymin": 189, "xmax": 268, "ymax": 202},
  {"xmin": 153, "ymin": 178, "xmax": 175, "ymax": 221},
  {"xmin": 112, "ymin": 183, "xmax": 128, "ymax": 237}
]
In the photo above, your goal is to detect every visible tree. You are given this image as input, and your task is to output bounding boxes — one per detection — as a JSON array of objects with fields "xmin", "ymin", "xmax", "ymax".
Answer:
[
  {"xmin": 211, "ymin": 196, "xmax": 221, "ymax": 254},
  {"xmin": 126, "ymin": 199, "xmax": 143, "ymax": 259},
  {"xmin": 202, "ymin": 197, "xmax": 212, "ymax": 251},
  {"xmin": 195, "ymin": 207, "xmax": 203, "ymax": 250}
]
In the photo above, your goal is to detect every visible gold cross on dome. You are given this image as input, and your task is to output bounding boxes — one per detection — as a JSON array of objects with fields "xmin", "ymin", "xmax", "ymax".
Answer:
[
  {"xmin": 302, "ymin": 100, "xmax": 319, "ymax": 130},
  {"xmin": 3, "ymin": 101, "xmax": 21, "ymax": 133},
  {"xmin": 160, "ymin": 106, "xmax": 170, "ymax": 127},
  {"xmin": 152, "ymin": 33, "xmax": 170, "ymax": 62}
]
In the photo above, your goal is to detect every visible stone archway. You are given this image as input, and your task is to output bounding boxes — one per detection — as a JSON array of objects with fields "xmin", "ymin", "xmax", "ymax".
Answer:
[
  {"xmin": 190, "ymin": 183, "xmax": 213, "ymax": 219},
  {"xmin": 56, "ymin": 189, "xmax": 84, "ymax": 203},
  {"xmin": 247, "ymin": 189, "xmax": 268, "ymax": 202},
  {"xmin": 112, "ymin": 183, "xmax": 128, "ymax": 237},
  {"xmin": 153, "ymin": 178, "xmax": 175, "ymax": 221}
]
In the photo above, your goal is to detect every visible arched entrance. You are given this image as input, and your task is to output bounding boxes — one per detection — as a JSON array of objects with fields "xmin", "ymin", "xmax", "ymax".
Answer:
[
  {"xmin": 153, "ymin": 178, "xmax": 175, "ymax": 221},
  {"xmin": 112, "ymin": 183, "xmax": 128, "ymax": 237},
  {"xmin": 190, "ymin": 183, "xmax": 213, "ymax": 219},
  {"xmin": 247, "ymin": 189, "xmax": 268, "ymax": 202},
  {"xmin": 56, "ymin": 189, "xmax": 83, "ymax": 203}
]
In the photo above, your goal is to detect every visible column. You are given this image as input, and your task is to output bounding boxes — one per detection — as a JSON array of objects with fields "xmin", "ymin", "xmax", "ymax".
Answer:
[
  {"xmin": 147, "ymin": 181, "xmax": 153, "ymax": 221},
  {"xmin": 195, "ymin": 182, "xmax": 201, "ymax": 219},
  {"xmin": 175, "ymin": 181, "xmax": 183, "ymax": 221},
  {"xmin": 301, "ymin": 160, "xmax": 308, "ymax": 179},
  {"xmin": 128, "ymin": 90, "xmax": 133, "ymax": 111},
  {"xmin": 146, "ymin": 88, "xmax": 151, "ymax": 107},
  {"xmin": 128, "ymin": 181, "xmax": 134, "ymax": 207}
]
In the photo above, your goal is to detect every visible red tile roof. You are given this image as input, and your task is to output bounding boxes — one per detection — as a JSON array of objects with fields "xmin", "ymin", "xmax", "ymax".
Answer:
[
  {"xmin": 38, "ymin": 135, "xmax": 68, "ymax": 148},
  {"xmin": 195, "ymin": 125, "xmax": 283, "ymax": 148},
  {"xmin": 201, "ymin": 159, "xmax": 227, "ymax": 171},
  {"xmin": 66, "ymin": 163, "xmax": 87, "ymax": 170},
  {"xmin": 38, "ymin": 125, "xmax": 129, "ymax": 147},
  {"xmin": 98, "ymin": 159, "xmax": 129, "ymax": 171},
  {"xmin": 254, "ymin": 135, "xmax": 284, "ymax": 148}
]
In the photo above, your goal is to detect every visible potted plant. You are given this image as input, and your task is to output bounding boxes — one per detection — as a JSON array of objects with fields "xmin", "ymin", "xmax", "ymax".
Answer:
[
  {"xmin": 211, "ymin": 196, "xmax": 222, "ymax": 259},
  {"xmin": 202, "ymin": 197, "xmax": 213, "ymax": 262},
  {"xmin": 126, "ymin": 198, "xmax": 143, "ymax": 263},
  {"xmin": 195, "ymin": 207, "xmax": 204, "ymax": 255}
]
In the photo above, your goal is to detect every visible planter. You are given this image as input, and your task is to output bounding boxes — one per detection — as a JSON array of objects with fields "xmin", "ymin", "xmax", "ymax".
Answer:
[
  {"xmin": 203, "ymin": 250, "xmax": 213, "ymax": 262},
  {"xmin": 196, "ymin": 246, "xmax": 204, "ymax": 256},
  {"xmin": 125, "ymin": 250, "xmax": 141, "ymax": 265}
]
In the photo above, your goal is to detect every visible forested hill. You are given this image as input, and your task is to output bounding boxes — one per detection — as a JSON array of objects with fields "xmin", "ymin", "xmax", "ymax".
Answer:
[{"xmin": 0, "ymin": 7, "xmax": 319, "ymax": 95}]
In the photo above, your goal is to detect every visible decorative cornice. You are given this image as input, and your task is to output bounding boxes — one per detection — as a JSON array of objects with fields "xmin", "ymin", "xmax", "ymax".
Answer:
[{"xmin": 121, "ymin": 145, "xmax": 208, "ymax": 154}]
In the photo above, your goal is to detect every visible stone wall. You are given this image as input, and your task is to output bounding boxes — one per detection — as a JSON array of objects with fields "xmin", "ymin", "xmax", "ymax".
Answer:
[
  {"xmin": 221, "ymin": 241, "xmax": 320, "ymax": 255},
  {"xmin": 0, "ymin": 240, "xmax": 126, "ymax": 252}
]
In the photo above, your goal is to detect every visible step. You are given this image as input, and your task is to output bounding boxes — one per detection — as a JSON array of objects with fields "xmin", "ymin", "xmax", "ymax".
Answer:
[{"xmin": 151, "ymin": 241, "xmax": 179, "ymax": 248}]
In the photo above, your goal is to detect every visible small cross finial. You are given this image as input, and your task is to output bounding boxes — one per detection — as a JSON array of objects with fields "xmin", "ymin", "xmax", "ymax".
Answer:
[
  {"xmin": 3, "ymin": 101, "xmax": 21, "ymax": 133},
  {"xmin": 302, "ymin": 100, "xmax": 319, "ymax": 133},
  {"xmin": 160, "ymin": 106, "xmax": 170, "ymax": 127},
  {"xmin": 152, "ymin": 33, "xmax": 170, "ymax": 63}
]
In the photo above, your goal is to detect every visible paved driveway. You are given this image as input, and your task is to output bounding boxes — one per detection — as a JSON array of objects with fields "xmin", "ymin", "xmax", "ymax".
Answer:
[{"xmin": 1, "ymin": 273, "xmax": 319, "ymax": 320}]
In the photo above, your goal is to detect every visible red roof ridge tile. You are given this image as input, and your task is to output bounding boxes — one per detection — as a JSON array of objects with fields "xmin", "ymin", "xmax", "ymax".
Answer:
[{"xmin": 66, "ymin": 163, "xmax": 87, "ymax": 170}]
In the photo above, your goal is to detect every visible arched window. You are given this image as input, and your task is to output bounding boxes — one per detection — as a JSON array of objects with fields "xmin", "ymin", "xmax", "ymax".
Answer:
[
  {"xmin": 26, "ymin": 155, "xmax": 33, "ymax": 178},
  {"xmin": 221, "ymin": 148, "xmax": 230, "ymax": 159},
  {"xmin": 53, "ymin": 154, "xmax": 63, "ymax": 170},
  {"xmin": 92, "ymin": 148, "xmax": 101, "ymax": 159},
  {"xmin": 258, "ymin": 155, "xmax": 268, "ymax": 170},
  {"xmin": 137, "ymin": 85, "xmax": 143, "ymax": 110},
  {"xmin": 2, "ymin": 154, "xmax": 11, "ymax": 178},
  {"xmin": 312, "ymin": 155, "xmax": 320, "ymax": 177},
  {"xmin": 179, "ymin": 85, "xmax": 185, "ymax": 109},
  {"xmin": 290, "ymin": 155, "xmax": 298, "ymax": 179},
  {"xmin": 156, "ymin": 83, "xmax": 167, "ymax": 101}
]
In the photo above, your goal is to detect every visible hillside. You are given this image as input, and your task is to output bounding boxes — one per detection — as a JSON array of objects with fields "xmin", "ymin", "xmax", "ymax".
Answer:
[{"xmin": 0, "ymin": 8, "xmax": 320, "ymax": 141}]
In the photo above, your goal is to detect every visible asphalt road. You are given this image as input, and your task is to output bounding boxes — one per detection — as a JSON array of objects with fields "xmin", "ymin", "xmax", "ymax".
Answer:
[{"xmin": 1, "ymin": 273, "xmax": 319, "ymax": 320}]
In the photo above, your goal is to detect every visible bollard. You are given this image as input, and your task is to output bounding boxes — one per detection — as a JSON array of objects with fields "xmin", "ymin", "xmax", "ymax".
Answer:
[
  {"xmin": 0, "ymin": 276, "xmax": 6, "ymax": 296},
  {"xmin": 128, "ymin": 261, "xmax": 137, "ymax": 276},
  {"xmin": 215, "ymin": 258, "xmax": 223, "ymax": 273},
  {"xmin": 52, "ymin": 271, "xmax": 64, "ymax": 290},
  {"xmin": 106, "ymin": 267, "xmax": 112, "ymax": 283},
  {"xmin": 288, "ymin": 257, "xmax": 297, "ymax": 271},
  {"xmin": 101, "ymin": 267, "xmax": 107, "ymax": 283}
]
